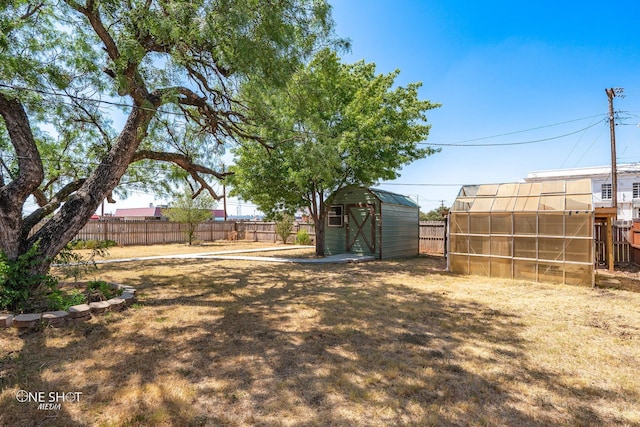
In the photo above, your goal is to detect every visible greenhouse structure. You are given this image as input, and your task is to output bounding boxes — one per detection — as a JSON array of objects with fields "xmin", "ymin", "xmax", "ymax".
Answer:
[{"xmin": 448, "ymin": 178, "xmax": 594, "ymax": 286}]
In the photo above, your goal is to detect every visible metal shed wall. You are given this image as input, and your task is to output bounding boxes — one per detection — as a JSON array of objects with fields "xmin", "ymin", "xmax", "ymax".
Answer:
[{"xmin": 380, "ymin": 203, "xmax": 420, "ymax": 258}]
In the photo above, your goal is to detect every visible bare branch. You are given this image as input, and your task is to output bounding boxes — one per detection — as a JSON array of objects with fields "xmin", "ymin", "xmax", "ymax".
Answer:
[
  {"xmin": 132, "ymin": 150, "xmax": 231, "ymax": 200},
  {"xmin": 132, "ymin": 150, "xmax": 229, "ymax": 179}
]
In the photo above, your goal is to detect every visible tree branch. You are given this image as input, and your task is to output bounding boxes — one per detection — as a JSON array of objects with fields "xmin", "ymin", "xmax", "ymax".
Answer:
[
  {"xmin": 0, "ymin": 92, "xmax": 44, "ymax": 203},
  {"xmin": 132, "ymin": 149, "xmax": 230, "ymax": 200},
  {"xmin": 22, "ymin": 179, "xmax": 87, "ymax": 235}
]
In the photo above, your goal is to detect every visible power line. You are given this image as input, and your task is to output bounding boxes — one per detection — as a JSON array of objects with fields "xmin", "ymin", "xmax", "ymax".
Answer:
[
  {"xmin": 1, "ymin": 82, "xmax": 619, "ymax": 151},
  {"xmin": 423, "ymin": 118, "xmax": 606, "ymax": 147}
]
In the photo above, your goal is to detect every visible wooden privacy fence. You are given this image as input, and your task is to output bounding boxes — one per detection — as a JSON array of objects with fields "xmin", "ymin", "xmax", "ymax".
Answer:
[
  {"xmin": 419, "ymin": 221, "xmax": 446, "ymax": 254},
  {"xmin": 74, "ymin": 220, "xmax": 316, "ymax": 246},
  {"xmin": 73, "ymin": 219, "xmax": 632, "ymax": 263},
  {"xmin": 75, "ymin": 219, "xmax": 446, "ymax": 253},
  {"xmin": 595, "ymin": 222, "xmax": 631, "ymax": 265}
]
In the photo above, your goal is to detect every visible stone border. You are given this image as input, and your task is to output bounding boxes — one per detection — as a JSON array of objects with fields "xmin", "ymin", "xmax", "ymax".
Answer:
[{"xmin": 0, "ymin": 284, "xmax": 137, "ymax": 331}]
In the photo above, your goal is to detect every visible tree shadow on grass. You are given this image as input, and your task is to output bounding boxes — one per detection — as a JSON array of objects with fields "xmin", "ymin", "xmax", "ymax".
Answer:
[{"xmin": 0, "ymin": 257, "xmax": 638, "ymax": 426}]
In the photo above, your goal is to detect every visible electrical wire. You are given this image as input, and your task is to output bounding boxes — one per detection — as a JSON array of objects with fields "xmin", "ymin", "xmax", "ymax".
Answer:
[
  {"xmin": 0, "ymin": 82, "xmax": 620, "ymax": 150},
  {"xmin": 423, "ymin": 119, "xmax": 606, "ymax": 147}
]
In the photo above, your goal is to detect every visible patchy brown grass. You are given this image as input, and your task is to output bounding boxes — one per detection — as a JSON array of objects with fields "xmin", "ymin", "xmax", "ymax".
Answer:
[{"xmin": 2, "ymin": 243, "xmax": 640, "ymax": 426}]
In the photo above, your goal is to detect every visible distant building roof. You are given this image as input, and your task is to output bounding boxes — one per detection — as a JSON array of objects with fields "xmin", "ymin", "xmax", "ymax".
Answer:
[
  {"xmin": 114, "ymin": 207, "xmax": 164, "ymax": 218},
  {"xmin": 114, "ymin": 207, "xmax": 227, "ymax": 219},
  {"xmin": 527, "ymin": 163, "xmax": 640, "ymax": 181}
]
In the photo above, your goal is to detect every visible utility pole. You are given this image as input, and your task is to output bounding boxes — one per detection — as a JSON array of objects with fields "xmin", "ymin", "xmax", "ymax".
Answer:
[{"xmin": 606, "ymin": 87, "xmax": 623, "ymax": 216}]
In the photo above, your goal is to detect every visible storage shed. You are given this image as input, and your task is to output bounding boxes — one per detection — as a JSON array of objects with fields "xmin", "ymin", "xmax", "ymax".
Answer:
[
  {"xmin": 324, "ymin": 186, "xmax": 419, "ymax": 259},
  {"xmin": 448, "ymin": 178, "xmax": 594, "ymax": 286}
]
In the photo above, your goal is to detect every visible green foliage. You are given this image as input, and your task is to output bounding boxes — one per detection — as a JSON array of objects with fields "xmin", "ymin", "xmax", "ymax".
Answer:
[
  {"xmin": 275, "ymin": 214, "xmax": 295, "ymax": 244},
  {"xmin": 46, "ymin": 288, "xmax": 85, "ymax": 312},
  {"xmin": 0, "ymin": 244, "xmax": 58, "ymax": 312},
  {"xmin": 420, "ymin": 207, "xmax": 449, "ymax": 221},
  {"xmin": 165, "ymin": 187, "xmax": 217, "ymax": 245},
  {"xmin": 229, "ymin": 48, "xmax": 439, "ymax": 254},
  {"xmin": 86, "ymin": 280, "xmax": 122, "ymax": 302},
  {"xmin": 55, "ymin": 240, "xmax": 116, "ymax": 282},
  {"xmin": 295, "ymin": 230, "xmax": 312, "ymax": 246},
  {"xmin": 0, "ymin": 0, "xmax": 339, "ymax": 280}
]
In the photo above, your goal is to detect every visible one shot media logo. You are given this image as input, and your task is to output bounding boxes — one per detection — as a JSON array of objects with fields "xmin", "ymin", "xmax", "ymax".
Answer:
[{"xmin": 15, "ymin": 389, "xmax": 82, "ymax": 410}]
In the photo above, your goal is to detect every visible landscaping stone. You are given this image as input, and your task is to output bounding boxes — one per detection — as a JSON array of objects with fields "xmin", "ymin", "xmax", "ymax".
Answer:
[
  {"xmin": 68, "ymin": 304, "xmax": 91, "ymax": 318},
  {"xmin": 42, "ymin": 311, "xmax": 68, "ymax": 327},
  {"xmin": 120, "ymin": 292, "xmax": 136, "ymax": 304},
  {"xmin": 4, "ymin": 282, "xmax": 131, "ymax": 330},
  {"xmin": 13, "ymin": 313, "xmax": 42, "ymax": 329},
  {"xmin": 106, "ymin": 298, "xmax": 125, "ymax": 311},
  {"xmin": 0, "ymin": 314, "xmax": 14, "ymax": 328},
  {"xmin": 89, "ymin": 301, "xmax": 111, "ymax": 314}
]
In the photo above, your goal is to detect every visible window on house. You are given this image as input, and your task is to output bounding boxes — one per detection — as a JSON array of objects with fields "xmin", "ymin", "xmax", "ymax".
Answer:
[
  {"xmin": 633, "ymin": 182, "xmax": 640, "ymax": 199},
  {"xmin": 328, "ymin": 205, "xmax": 344, "ymax": 227},
  {"xmin": 601, "ymin": 183, "xmax": 612, "ymax": 200}
]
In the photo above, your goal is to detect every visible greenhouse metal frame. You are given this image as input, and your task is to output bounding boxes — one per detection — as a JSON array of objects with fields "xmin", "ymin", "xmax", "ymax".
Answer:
[{"xmin": 448, "ymin": 178, "xmax": 594, "ymax": 286}]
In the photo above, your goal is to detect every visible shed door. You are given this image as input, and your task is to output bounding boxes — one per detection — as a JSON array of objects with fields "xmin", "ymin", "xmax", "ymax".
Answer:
[{"xmin": 346, "ymin": 204, "xmax": 376, "ymax": 254}]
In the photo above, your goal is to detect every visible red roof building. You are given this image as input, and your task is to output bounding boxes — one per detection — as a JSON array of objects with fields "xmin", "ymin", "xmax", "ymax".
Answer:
[{"xmin": 114, "ymin": 207, "xmax": 165, "ymax": 220}]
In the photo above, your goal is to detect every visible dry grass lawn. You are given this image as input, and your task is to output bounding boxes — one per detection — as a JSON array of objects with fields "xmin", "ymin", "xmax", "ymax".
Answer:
[{"xmin": 1, "ymin": 242, "xmax": 640, "ymax": 426}]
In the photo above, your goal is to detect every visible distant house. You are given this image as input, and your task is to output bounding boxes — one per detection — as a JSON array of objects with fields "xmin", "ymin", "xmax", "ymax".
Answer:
[
  {"xmin": 526, "ymin": 163, "xmax": 640, "ymax": 222},
  {"xmin": 114, "ymin": 206, "xmax": 165, "ymax": 220},
  {"xmin": 113, "ymin": 206, "xmax": 227, "ymax": 221}
]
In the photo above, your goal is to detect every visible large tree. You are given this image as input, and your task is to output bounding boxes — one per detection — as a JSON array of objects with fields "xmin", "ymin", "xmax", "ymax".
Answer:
[
  {"xmin": 229, "ymin": 49, "xmax": 439, "ymax": 256},
  {"xmin": 0, "ymin": 1, "xmax": 337, "ymax": 293}
]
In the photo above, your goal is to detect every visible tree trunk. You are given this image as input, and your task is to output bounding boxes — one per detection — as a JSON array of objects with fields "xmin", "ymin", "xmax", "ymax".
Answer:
[
  {"xmin": 8, "ymin": 104, "xmax": 157, "ymax": 280},
  {"xmin": 315, "ymin": 218, "xmax": 326, "ymax": 257},
  {"xmin": 0, "ymin": 94, "xmax": 44, "ymax": 262},
  {"xmin": 314, "ymin": 197, "xmax": 326, "ymax": 257}
]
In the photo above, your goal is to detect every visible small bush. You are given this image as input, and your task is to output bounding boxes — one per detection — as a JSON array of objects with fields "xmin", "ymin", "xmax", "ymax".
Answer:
[
  {"xmin": 275, "ymin": 214, "xmax": 295, "ymax": 244},
  {"xmin": 46, "ymin": 288, "xmax": 86, "ymax": 311},
  {"xmin": 295, "ymin": 230, "xmax": 312, "ymax": 245},
  {"xmin": 55, "ymin": 239, "xmax": 116, "ymax": 281},
  {"xmin": 0, "ymin": 243, "xmax": 59, "ymax": 312},
  {"xmin": 86, "ymin": 280, "xmax": 122, "ymax": 302}
]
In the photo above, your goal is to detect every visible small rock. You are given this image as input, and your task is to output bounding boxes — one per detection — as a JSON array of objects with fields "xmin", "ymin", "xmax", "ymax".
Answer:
[{"xmin": 120, "ymin": 292, "xmax": 135, "ymax": 303}]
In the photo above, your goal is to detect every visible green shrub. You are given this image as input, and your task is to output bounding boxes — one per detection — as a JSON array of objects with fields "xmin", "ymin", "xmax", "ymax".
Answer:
[
  {"xmin": 295, "ymin": 230, "xmax": 312, "ymax": 245},
  {"xmin": 275, "ymin": 214, "xmax": 295, "ymax": 244},
  {"xmin": 46, "ymin": 288, "xmax": 86, "ymax": 311},
  {"xmin": 86, "ymin": 280, "xmax": 121, "ymax": 302},
  {"xmin": 55, "ymin": 239, "xmax": 115, "ymax": 281},
  {"xmin": 0, "ymin": 243, "xmax": 58, "ymax": 312}
]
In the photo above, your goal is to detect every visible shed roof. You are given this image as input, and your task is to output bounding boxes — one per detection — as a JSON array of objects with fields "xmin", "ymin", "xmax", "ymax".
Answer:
[
  {"xmin": 451, "ymin": 178, "xmax": 593, "ymax": 213},
  {"xmin": 369, "ymin": 188, "xmax": 419, "ymax": 208}
]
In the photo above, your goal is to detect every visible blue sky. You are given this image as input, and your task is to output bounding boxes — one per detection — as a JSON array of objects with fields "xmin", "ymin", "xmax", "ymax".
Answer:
[{"xmin": 330, "ymin": 1, "xmax": 640, "ymax": 211}]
